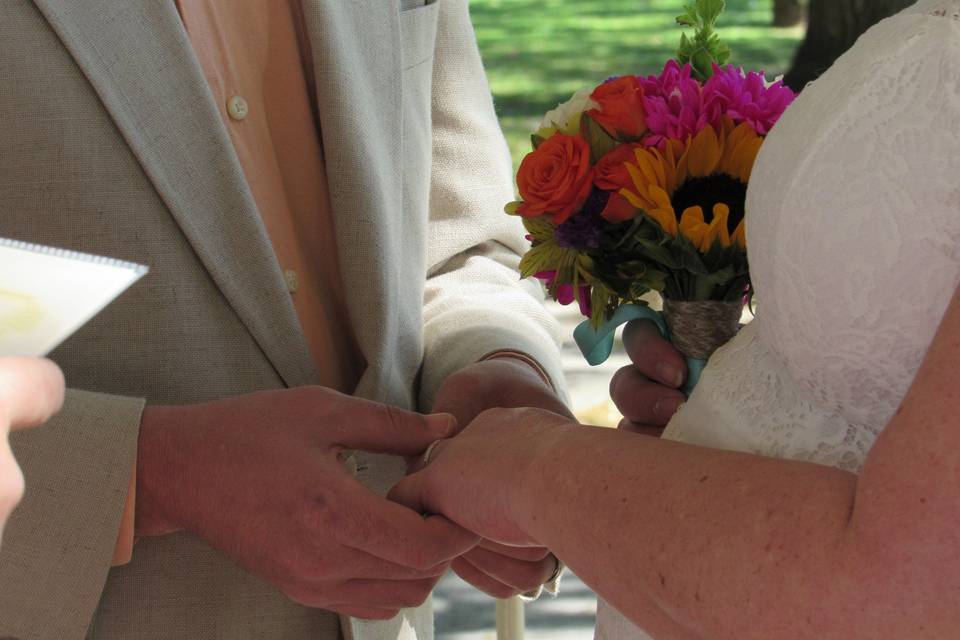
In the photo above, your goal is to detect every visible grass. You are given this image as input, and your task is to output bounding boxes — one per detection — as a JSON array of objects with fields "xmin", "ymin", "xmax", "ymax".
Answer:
[{"xmin": 470, "ymin": 0, "xmax": 804, "ymax": 170}]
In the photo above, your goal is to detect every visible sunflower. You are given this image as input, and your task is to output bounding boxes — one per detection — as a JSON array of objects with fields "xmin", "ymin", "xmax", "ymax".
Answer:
[{"xmin": 616, "ymin": 119, "xmax": 762, "ymax": 251}]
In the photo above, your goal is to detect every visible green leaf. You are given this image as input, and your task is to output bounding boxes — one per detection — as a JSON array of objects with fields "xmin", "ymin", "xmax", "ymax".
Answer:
[
  {"xmin": 637, "ymin": 239, "xmax": 679, "ymax": 269},
  {"xmin": 519, "ymin": 241, "xmax": 567, "ymax": 279},
  {"xmin": 531, "ymin": 134, "xmax": 546, "ymax": 149},
  {"xmin": 522, "ymin": 216, "xmax": 557, "ymax": 242},
  {"xmin": 675, "ymin": 0, "xmax": 730, "ymax": 82},
  {"xmin": 580, "ymin": 114, "xmax": 619, "ymax": 164},
  {"xmin": 505, "ymin": 201, "xmax": 522, "ymax": 215},
  {"xmin": 673, "ymin": 236, "xmax": 709, "ymax": 275}
]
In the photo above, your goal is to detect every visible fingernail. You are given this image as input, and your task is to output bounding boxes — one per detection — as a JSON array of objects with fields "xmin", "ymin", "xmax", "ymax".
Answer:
[
  {"xmin": 427, "ymin": 413, "xmax": 456, "ymax": 437},
  {"xmin": 656, "ymin": 362, "xmax": 684, "ymax": 388},
  {"xmin": 653, "ymin": 396, "xmax": 682, "ymax": 419}
]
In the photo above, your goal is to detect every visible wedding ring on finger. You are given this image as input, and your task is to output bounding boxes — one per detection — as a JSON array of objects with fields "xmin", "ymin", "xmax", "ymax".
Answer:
[{"xmin": 422, "ymin": 439, "xmax": 444, "ymax": 466}]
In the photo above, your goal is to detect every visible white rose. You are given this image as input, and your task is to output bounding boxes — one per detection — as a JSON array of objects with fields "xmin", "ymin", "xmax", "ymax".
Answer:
[{"xmin": 538, "ymin": 88, "xmax": 599, "ymax": 135}]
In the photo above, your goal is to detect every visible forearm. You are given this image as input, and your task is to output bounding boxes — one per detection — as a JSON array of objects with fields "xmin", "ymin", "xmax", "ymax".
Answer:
[{"xmin": 517, "ymin": 425, "xmax": 862, "ymax": 639}]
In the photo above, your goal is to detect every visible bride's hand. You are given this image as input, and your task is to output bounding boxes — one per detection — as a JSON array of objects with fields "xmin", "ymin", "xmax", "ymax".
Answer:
[
  {"xmin": 610, "ymin": 319, "xmax": 687, "ymax": 435},
  {"xmin": 390, "ymin": 407, "xmax": 575, "ymax": 548},
  {"xmin": 422, "ymin": 359, "xmax": 571, "ymax": 597}
]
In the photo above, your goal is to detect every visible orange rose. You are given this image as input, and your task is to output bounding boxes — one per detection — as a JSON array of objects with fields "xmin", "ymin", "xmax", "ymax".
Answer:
[
  {"xmin": 517, "ymin": 134, "xmax": 594, "ymax": 224},
  {"xmin": 594, "ymin": 143, "xmax": 641, "ymax": 191},
  {"xmin": 587, "ymin": 76, "xmax": 647, "ymax": 140}
]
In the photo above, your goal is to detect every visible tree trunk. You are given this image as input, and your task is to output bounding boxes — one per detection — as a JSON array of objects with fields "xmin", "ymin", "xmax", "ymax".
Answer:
[
  {"xmin": 784, "ymin": 0, "xmax": 914, "ymax": 91},
  {"xmin": 772, "ymin": 0, "xmax": 804, "ymax": 27}
]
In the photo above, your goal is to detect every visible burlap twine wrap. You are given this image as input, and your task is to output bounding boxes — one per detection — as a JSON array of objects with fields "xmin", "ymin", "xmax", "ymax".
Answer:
[{"xmin": 661, "ymin": 299, "xmax": 742, "ymax": 360}]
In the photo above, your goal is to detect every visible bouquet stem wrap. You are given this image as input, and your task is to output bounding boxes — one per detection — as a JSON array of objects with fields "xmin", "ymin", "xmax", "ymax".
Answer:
[
  {"xmin": 661, "ymin": 299, "xmax": 741, "ymax": 360},
  {"xmin": 574, "ymin": 299, "xmax": 741, "ymax": 396}
]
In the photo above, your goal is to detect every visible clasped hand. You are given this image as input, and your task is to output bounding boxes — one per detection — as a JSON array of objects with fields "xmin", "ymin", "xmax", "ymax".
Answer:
[
  {"xmin": 136, "ymin": 387, "xmax": 479, "ymax": 620},
  {"xmin": 390, "ymin": 321, "xmax": 688, "ymax": 573}
]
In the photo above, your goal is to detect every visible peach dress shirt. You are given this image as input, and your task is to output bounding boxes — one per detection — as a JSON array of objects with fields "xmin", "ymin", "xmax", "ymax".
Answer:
[
  {"xmin": 112, "ymin": 0, "xmax": 364, "ymax": 566},
  {"xmin": 113, "ymin": 0, "xmax": 550, "ymax": 567}
]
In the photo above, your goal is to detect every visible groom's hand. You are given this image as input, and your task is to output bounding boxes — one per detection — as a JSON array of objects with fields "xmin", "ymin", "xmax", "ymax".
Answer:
[
  {"xmin": 428, "ymin": 358, "xmax": 570, "ymax": 598},
  {"xmin": 135, "ymin": 387, "xmax": 480, "ymax": 620},
  {"xmin": 610, "ymin": 319, "xmax": 687, "ymax": 437}
]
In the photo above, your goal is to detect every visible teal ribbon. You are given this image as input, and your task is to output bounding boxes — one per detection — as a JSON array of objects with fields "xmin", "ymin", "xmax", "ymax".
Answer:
[{"xmin": 573, "ymin": 303, "xmax": 705, "ymax": 396}]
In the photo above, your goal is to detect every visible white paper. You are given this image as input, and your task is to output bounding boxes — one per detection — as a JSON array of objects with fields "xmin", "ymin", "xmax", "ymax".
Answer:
[{"xmin": 0, "ymin": 238, "xmax": 148, "ymax": 356}]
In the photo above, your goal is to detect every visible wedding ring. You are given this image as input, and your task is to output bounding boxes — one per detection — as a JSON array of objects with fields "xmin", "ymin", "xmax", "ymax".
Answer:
[{"xmin": 422, "ymin": 439, "xmax": 444, "ymax": 466}]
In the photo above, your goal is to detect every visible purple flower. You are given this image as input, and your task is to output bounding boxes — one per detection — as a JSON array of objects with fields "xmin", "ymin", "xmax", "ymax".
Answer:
[
  {"xmin": 535, "ymin": 271, "xmax": 592, "ymax": 318},
  {"xmin": 555, "ymin": 190, "xmax": 606, "ymax": 250},
  {"xmin": 639, "ymin": 60, "xmax": 710, "ymax": 150},
  {"xmin": 703, "ymin": 65, "xmax": 796, "ymax": 135}
]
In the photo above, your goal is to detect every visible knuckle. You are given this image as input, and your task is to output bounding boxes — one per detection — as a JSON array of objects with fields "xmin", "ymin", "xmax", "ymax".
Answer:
[{"xmin": 381, "ymin": 404, "xmax": 406, "ymax": 432}]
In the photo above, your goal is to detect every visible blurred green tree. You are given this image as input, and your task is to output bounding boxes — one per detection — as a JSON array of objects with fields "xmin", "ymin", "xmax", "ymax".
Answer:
[{"xmin": 772, "ymin": 0, "xmax": 805, "ymax": 27}]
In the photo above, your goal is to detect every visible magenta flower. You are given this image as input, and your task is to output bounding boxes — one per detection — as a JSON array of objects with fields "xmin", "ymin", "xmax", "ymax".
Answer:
[
  {"xmin": 703, "ymin": 65, "xmax": 796, "ymax": 135},
  {"xmin": 639, "ymin": 60, "xmax": 710, "ymax": 150},
  {"xmin": 535, "ymin": 271, "xmax": 592, "ymax": 318}
]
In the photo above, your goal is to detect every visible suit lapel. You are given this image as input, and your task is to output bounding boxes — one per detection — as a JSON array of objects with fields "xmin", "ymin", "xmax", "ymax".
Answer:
[
  {"xmin": 301, "ymin": 0, "xmax": 404, "ymax": 400},
  {"xmin": 30, "ymin": 0, "xmax": 317, "ymax": 388}
]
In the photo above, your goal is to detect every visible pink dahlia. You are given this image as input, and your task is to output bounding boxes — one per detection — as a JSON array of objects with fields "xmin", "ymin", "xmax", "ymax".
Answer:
[
  {"xmin": 703, "ymin": 65, "xmax": 796, "ymax": 136},
  {"xmin": 639, "ymin": 60, "xmax": 710, "ymax": 150}
]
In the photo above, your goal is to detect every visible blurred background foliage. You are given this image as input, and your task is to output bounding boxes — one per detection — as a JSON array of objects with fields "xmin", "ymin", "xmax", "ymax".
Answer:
[
  {"xmin": 470, "ymin": 0, "xmax": 914, "ymax": 171},
  {"xmin": 471, "ymin": 0, "xmax": 804, "ymax": 169}
]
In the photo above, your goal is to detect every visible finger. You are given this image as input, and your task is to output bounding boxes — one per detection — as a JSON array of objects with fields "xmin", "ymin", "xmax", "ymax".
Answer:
[
  {"xmin": 387, "ymin": 470, "xmax": 428, "ymax": 514},
  {"xmin": 616, "ymin": 419, "xmax": 667, "ymax": 438},
  {"xmin": 609, "ymin": 366, "xmax": 684, "ymax": 426},
  {"xmin": 622, "ymin": 320, "xmax": 687, "ymax": 388},
  {"xmin": 330, "ymin": 577, "xmax": 439, "ymax": 610},
  {"xmin": 459, "ymin": 546, "xmax": 556, "ymax": 593},
  {"xmin": 478, "ymin": 539, "xmax": 551, "ymax": 562},
  {"xmin": 339, "ymin": 481, "xmax": 479, "ymax": 570},
  {"xmin": 332, "ymin": 400, "xmax": 456, "ymax": 457},
  {"xmin": 403, "ymin": 439, "xmax": 450, "ymax": 475},
  {"xmin": 0, "ymin": 358, "xmax": 65, "ymax": 431},
  {"xmin": 312, "ymin": 546, "xmax": 450, "ymax": 581},
  {"xmin": 451, "ymin": 556, "xmax": 523, "ymax": 600},
  {"xmin": 330, "ymin": 604, "xmax": 400, "ymax": 620}
]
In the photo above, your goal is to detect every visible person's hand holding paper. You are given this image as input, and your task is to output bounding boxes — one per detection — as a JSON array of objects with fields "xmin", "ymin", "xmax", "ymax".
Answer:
[{"xmin": 0, "ymin": 238, "xmax": 146, "ymax": 541}]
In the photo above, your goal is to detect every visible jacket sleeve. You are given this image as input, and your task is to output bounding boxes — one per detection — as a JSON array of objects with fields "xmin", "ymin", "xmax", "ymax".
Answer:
[
  {"xmin": 419, "ymin": 0, "xmax": 567, "ymax": 411},
  {"xmin": 0, "ymin": 389, "xmax": 144, "ymax": 639}
]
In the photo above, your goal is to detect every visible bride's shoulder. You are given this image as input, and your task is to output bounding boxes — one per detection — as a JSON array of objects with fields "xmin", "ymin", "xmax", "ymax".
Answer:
[
  {"xmin": 840, "ymin": 0, "xmax": 960, "ymax": 70},
  {"xmin": 855, "ymin": 0, "xmax": 960, "ymax": 59},
  {"xmin": 784, "ymin": 0, "xmax": 960, "ymax": 123},
  {"xmin": 901, "ymin": 0, "xmax": 960, "ymax": 22}
]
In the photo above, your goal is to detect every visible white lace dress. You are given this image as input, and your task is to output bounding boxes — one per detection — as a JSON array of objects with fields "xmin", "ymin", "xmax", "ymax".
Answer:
[{"xmin": 595, "ymin": 1, "xmax": 960, "ymax": 637}]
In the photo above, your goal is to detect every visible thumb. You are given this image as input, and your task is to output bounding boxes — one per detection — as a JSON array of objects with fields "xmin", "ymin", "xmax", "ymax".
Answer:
[
  {"xmin": 334, "ymin": 401, "xmax": 456, "ymax": 457},
  {"xmin": 0, "ymin": 358, "xmax": 65, "ymax": 431}
]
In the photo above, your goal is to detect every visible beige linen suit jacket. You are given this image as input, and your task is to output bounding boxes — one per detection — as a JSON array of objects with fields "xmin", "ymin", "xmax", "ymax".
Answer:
[{"xmin": 0, "ymin": 1, "xmax": 565, "ymax": 638}]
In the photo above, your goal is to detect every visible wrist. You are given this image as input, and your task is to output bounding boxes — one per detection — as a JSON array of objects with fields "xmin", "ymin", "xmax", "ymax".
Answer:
[
  {"xmin": 508, "ymin": 413, "xmax": 580, "ymax": 540},
  {"xmin": 481, "ymin": 351, "xmax": 554, "ymax": 392},
  {"xmin": 135, "ymin": 405, "xmax": 184, "ymax": 537}
]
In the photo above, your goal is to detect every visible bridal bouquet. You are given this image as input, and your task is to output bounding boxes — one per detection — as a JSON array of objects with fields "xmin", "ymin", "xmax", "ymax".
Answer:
[{"xmin": 507, "ymin": 0, "xmax": 795, "ymax": 391}]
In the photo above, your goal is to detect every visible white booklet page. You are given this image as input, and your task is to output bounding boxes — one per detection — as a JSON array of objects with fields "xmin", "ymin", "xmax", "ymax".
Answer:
[{"xmin": 0, "ymin": 238, "xmax": 148, "ymax": 356}]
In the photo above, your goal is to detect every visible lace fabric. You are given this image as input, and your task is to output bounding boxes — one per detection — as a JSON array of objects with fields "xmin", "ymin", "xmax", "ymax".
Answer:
[{"xmin": 597, "ymin": 1, "xmax": 960, "ymax": 637}]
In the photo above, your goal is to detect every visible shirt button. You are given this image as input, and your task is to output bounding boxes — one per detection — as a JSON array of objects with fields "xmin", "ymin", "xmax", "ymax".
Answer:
[
  {"xmin": 226, "ymin": 95, "xmax": 249, "ymax": 121},
  {"xmin": 283, "ymin": 269, "xmax": 299, "ymax": 294}
]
